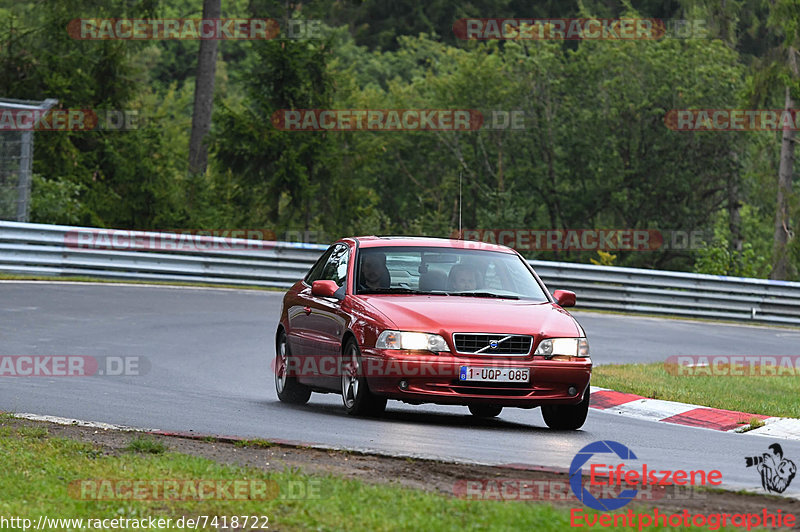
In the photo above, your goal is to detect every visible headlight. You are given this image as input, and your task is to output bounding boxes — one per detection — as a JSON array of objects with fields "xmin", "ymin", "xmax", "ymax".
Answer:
[
  {"xmin": 534, "ymin": 337, "xmax": 590, "ymax": 359},
  {"xmin": 376, "ymin": 330, "xmax": 449, "ymax": 352}
]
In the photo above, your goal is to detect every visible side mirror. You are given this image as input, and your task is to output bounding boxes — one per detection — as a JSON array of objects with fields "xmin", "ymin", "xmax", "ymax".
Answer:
[
  {"xmin": 312, "ymin": 280, "xmax": 344, "ymax": 300},
  {"xmin": 553, "ymin": 289, "xmax": 576, "ymax": 308}
]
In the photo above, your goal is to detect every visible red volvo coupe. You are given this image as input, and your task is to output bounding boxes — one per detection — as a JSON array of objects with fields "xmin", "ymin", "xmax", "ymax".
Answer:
[{"xmin": 274, "ymin": 236, "xmax": 592, "ymax": 429}]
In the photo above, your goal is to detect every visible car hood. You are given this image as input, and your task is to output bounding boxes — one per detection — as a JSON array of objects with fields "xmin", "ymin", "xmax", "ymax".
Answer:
[{"xmin": 358, "ymin": 295, "xmax": 582, "ymax": 337}]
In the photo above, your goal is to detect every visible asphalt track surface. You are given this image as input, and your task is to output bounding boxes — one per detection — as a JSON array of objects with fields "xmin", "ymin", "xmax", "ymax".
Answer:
[{"xmin": 2, "ymin": 281, "xmax": 800, "ymax": 498}]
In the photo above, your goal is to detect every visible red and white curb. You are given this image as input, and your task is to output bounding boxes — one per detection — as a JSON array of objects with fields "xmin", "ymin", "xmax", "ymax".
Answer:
[{"xmin": 590, "ymin": 386, "xmax": 800, "ymax": 440}]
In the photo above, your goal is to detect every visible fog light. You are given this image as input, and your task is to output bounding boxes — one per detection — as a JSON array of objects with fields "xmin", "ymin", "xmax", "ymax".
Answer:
[
  {"xmin": 568, "ymin": 386, "xmax": 577, "ymax": 396},
  {"xmin": 399, "ymin": 380, "xmax": 409, "ymax": 390}
]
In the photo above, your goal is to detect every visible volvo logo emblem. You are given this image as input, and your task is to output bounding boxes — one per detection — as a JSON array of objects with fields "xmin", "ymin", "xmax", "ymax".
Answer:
[{"xmin": 489, "ymin": 339, "xmax": 499, "ymax": 349}]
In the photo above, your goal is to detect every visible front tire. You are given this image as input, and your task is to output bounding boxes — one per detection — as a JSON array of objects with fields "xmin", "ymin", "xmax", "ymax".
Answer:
[
  {"xmin": 468, "ymin": 405, "xmax": 503, "ymax": 418},
  {"xmin": 341, "ymin": 339, "xmax": 387, "ymax": 416},
  {"xmin": 275, "ymin": 330, "xmax": 311, "ymax": 405},
  {"xmin": 541, "ymin": 387, "xmax": 589, "ymax": 430}
]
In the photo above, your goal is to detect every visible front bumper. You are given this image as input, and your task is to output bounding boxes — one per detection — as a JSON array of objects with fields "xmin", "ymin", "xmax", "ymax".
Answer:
[{"xmin": 361, "ymin": 349, "xmax": 591, "ymax": 408}]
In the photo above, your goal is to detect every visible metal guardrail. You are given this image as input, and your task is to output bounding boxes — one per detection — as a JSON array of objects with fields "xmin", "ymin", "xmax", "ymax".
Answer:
[
  {"xmin": 530, "ymin": 261, "xmax": 800, "ymax": 325},
  {"xmin": 0, "ymin": 221, "xmax": 326, "ymax": 289},
  {"xmin": 1, "ymin": 221, "xmax": 799, "ymax": 326}
]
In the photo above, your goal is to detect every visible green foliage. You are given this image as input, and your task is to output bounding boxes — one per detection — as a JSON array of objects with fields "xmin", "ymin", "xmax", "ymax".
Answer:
[
  {"xmin": 693, "ymin": 208, "xmax": 772, "ymax": 277},
  {"xmin": 125, "ymin": 436, "xmax": 167, "ymax": 455},
  {"xmin": 694, "ymin": 241, "xmax": 771, "ymax": 277},
  {"xmin": 29, "ymin": 174, "xmax": 84, "ymax": 225},
  {"xmin": 0, "ymin": 0, "xmax": 188, "ymax": 228},
  {"xmin": 0, "ymin": 0, "xmax": 797, "ymax": 279},
  {"xmin": 233, "ymin": 438, "xmax": 274, "ymax": 448},
  {"xmin": 211, "ymin": 36, "xmax": 335, "ymax": 232}
]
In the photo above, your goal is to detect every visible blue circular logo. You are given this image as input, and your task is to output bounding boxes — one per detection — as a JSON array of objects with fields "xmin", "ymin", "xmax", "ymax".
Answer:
[
  {"xmin": 569, "ymin": 440, "xmax": 638, "ymax": 511},
  {"xmin": 489, "ymin": 340, "xmax": 499, "ymax": 349}
]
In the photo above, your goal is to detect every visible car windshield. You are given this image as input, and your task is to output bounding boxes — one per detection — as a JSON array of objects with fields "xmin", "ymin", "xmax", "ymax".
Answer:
[{"xmin": 355, "ymin": 246, "xmax": 549, "ymax": 301}]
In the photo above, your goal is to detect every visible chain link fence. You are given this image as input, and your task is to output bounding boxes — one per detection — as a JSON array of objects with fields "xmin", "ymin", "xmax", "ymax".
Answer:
[{"xmin": 0, "ymin": 98, "xmax": 57, "ymax": 222}]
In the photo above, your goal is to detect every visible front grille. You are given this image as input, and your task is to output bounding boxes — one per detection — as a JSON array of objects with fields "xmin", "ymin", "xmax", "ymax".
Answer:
[{"xmin": 453, "ymin": 333, "xmax": 533, "ymax": 356}]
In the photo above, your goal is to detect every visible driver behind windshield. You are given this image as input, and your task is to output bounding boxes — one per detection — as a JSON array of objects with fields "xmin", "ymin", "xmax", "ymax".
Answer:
[
  {"xmin": 448, "ymin": 263, "xmax": 481, "ymax": 291},
  {"xmin": 359, "ymin": 251, "xmax": 390, "ymax": 290}
]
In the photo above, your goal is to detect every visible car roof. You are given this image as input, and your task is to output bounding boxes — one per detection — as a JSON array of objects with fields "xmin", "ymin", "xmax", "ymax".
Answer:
[{"xmin": 344, "ymin": 235, "xmax": 518, "ymax": 254}]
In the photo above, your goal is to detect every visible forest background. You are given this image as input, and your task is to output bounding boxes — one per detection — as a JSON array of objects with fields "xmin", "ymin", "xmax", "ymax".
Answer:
[{"xmin": 2, "ymin": 0, "xmax": 799, "ymax": 279}]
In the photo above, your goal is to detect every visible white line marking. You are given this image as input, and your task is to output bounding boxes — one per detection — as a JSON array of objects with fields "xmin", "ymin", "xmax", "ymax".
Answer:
[
  {"xmin": 12, "ymin": 412, "xmax": 153, "ymax": 431},
  {"xmin": 742, "ymin": 418, "xmax": 800, "ymax": 439}
]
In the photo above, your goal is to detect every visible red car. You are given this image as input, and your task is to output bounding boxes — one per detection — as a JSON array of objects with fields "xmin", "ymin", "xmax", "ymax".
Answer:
[{"xmin": 274, "ymin": 236, "xmax": 592, "ymax": 429}]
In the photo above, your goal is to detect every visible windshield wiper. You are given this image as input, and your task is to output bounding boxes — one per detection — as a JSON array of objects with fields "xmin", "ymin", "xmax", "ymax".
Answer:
[
  {"xmin": 449, "ymin": 291, "xmax": 520, "ymax": 300},
  {"xmin": 360, "ymin": 287, "xmax": 440, "ymax": 295}
]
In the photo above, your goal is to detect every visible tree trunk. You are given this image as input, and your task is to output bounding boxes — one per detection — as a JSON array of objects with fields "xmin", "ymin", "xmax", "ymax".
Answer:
[
  {"xmin": 188, "ymin": 0, "xmax": 221, "ymax": 176},
  {"xmin": 727, "ymin": 159, "xmax": 742, "ymax": 253},
  {"xmin": 771, "ymin": 84, "xmax": 795, "ymax": 280},
  {"xmin": 771, "ymin": 45, "xmax": 798, "ymax": 280}
]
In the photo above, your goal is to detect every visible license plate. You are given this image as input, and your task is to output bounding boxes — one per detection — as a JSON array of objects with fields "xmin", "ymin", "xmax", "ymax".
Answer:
[{"xmin": 459, "ymin": 366, "xmax": 530, "ymax": 383}]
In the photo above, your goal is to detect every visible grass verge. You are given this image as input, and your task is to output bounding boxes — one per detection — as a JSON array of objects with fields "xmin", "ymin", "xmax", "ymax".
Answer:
[
  {"xmin": 125, "ymin": 435, "xmax": 169, "ymax": 454},
  {"xmin": 593, "ymin": 363, "xmax": 800, "ymax": 418},
  {"xmin": 0, "ymin": 421, "xmax": 574, "ymax": 531},
  {"xmin": 233, "ymin": 438, "xmax": 275, "ymax": 449},
  {"xmin": 1, "ymin": 418, "xmax": 761, "ymax": 531}
]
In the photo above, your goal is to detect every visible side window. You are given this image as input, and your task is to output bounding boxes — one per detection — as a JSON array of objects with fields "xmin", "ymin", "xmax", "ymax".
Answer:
[
  {"xmin": 305, "ymin": 247, "xmax": 335, "ymax": 284},
  {"xmin": 319, "ymin": 244, "xmax": 350, "ymax": 287}
]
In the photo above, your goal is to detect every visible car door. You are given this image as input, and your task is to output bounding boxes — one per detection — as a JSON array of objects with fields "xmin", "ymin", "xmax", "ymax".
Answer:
[
  {"xmin": 286, "ymin": 246, "xmax": 334, "ymax": 365},
  {"xmin": 295, "ymin": 243, "xmax": 350, "ymax": 389}
]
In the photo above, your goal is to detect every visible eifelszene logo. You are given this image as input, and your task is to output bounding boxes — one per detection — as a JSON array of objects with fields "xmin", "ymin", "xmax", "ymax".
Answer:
[
  {"xmin": 570, "ymin": 441, "xmax": 639, "ymax": 511},
  {"xmin": 570, "ymin": 441, "xmax": 722, "ymax": 511},
  {"xmin": 745, "ymin": 443, "xmax": 797, "ymax": 494}
]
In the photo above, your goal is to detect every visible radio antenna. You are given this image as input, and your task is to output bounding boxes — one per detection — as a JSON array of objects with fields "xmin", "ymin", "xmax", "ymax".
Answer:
[{"xmin": 458, "ymin": 171, "xmax": 462, "ymax": 238}]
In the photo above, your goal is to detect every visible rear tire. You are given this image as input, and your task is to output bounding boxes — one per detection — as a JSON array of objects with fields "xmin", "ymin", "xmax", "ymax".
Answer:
[
  {"xmin": 541, "ymin": 387, "xmax": 589, "ymax": 430},
  {"xmin": 341, "ymin": 339, "xmax": 387, "ymax": 416},
  {"xmin": 275, "ymin": 330, "xmax": 311, "ymax": 405},
  {"xmin": 468, "ymin": 405, "xmax": 503, "ymax": 418}
]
